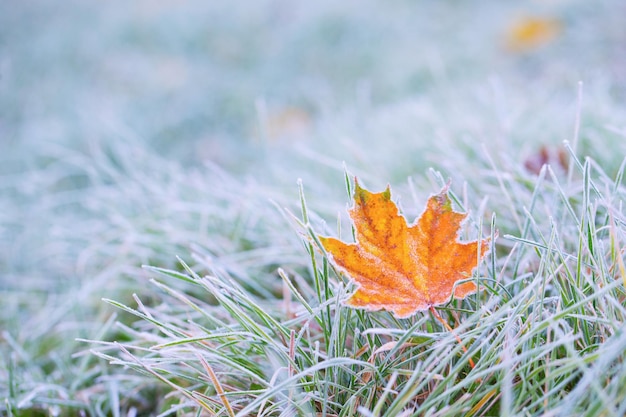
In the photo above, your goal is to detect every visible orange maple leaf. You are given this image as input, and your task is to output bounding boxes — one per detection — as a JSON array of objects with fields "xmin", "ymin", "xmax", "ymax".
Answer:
[{"xmin": 319, "ymin": 180, "xmax": 489, "ymax": 318}]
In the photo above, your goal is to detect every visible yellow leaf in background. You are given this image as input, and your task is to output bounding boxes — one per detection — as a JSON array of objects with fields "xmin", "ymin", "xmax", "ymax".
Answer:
[
  {"xmin": 505, "ymin": 16, "xmax": 561, "ymax": 52},
  {"xmin": 265, "ymin": 107, "xmax": 311, "ymax": 142}
]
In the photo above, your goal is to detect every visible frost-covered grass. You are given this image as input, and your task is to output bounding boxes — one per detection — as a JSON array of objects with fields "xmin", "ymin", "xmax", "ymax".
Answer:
[
  {"xmin": 2, "ymin": 0, "xmax": 626, "ymax": 415},
  {"xmin": 84, "ymin": 129, "xmax": 626, "ymax": 416}
]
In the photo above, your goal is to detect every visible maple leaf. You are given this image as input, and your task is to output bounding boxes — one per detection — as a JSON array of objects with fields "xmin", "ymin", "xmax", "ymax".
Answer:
[{"xmin": 319, "ymin": 179, "xmax": 489, "ymax": 318}]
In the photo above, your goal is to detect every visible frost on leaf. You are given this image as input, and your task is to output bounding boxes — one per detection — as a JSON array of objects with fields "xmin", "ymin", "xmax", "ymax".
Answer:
[{"xmin": 319, "ymin": 179, "xmax": 489, "ymax": 318}]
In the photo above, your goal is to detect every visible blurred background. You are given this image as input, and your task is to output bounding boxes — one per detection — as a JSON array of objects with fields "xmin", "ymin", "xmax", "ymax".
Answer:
[
  {"xmin": 3, "ymin": 0, "xmax": 624, "ymax": 169},
  {"xmin": 1, "ymin": 0, "xmax": 625, "ymax": 414}
]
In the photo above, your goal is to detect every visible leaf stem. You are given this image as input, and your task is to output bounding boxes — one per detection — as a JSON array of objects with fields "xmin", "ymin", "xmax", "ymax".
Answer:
[{"xmin": 429, "ymin": 305, "xmax": 475, "ymax": 369}]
